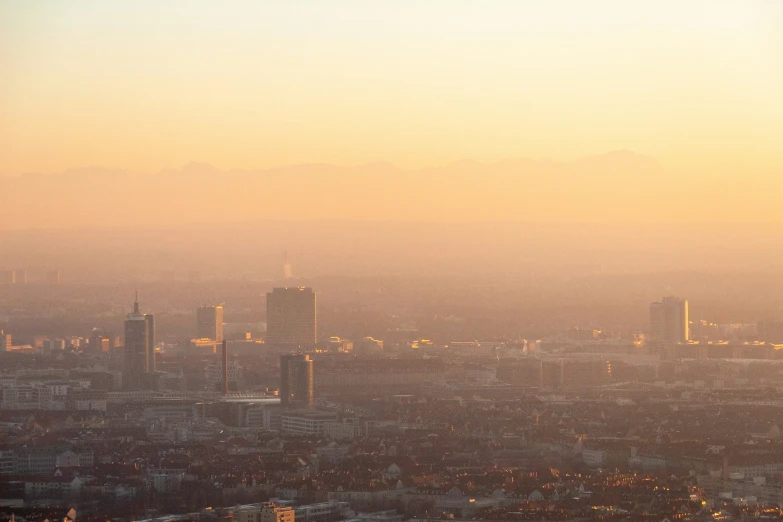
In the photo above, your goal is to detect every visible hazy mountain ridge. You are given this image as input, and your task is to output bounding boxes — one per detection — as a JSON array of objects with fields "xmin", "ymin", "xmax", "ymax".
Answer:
[{"xmin": 0, "ymin": 150, "xmax": 745, "ymax": 230}]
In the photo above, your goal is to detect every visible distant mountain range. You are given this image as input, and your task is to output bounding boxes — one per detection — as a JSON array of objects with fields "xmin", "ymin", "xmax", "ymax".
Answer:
[{"xmin": 1, "ymin": 151, "xmax": 672, "ymax": 230}]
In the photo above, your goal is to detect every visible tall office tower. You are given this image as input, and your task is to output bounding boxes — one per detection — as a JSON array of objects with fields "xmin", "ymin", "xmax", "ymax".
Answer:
[
  {"xmin": 123, "ymin": 296, "xmax": 155, "ymax": 390},
  {"xmin": 266, "ymin": 287, "xmax": 317, "ymax": 346},
  {"xmin": 197, "ymin": 305, "xmax": 224, "ymax": 342},
  {"xmin": 46, "ymin": 270, "xmax": 61, "ymax": 284},
  {"xmin": 650, "ymin": 296, "xmax": 689, "ymax": 343},
  {"xmin": 280, "ymin": 354, "xmax": 314, "ymax": 408}
]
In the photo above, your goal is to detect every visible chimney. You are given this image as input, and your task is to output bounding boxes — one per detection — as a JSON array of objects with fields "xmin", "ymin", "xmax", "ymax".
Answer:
[{"xmin": 222, "ymin": 340, "xmax": 229, "ymax": 396}]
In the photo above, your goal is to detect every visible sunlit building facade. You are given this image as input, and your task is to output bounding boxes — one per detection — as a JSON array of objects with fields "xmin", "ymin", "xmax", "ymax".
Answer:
[{"xmin": 196, "ymin": 305, "xmax": 224, "ymax": 342}]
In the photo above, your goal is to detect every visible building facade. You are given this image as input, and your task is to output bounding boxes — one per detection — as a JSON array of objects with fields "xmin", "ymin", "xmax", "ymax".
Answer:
[
  {"xmin": 266, "ymin": 287, "xmax": 317, "ymax": 346},
  {"xmin": 124, "ymin": 297, "xmax": 155, "ymax": 391},
  {"xmin": 259, "ymin": 502, "xmax": 295, "ymax": 522},
  {"xmin": 197, "ymin": 305, "xmax": 224, "ymax": 342},
  {"xmin": 280, "ymin": 354, "xmax": 314, "ymax": 408},
  {"xmin": 650, "ymin": 296, "xmax": 689, "ymax": 343}
]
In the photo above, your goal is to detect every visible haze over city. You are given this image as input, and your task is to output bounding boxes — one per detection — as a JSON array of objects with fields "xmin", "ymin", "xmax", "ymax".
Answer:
[{"xmin": 2, "ymin": 2, "xmax": 783, "ymax": 522}]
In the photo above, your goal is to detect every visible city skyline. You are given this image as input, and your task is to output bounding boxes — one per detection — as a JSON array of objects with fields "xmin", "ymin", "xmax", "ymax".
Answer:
[{"xmin": 3, "ymin": 2, "xmax": 783, "ymax": 520}]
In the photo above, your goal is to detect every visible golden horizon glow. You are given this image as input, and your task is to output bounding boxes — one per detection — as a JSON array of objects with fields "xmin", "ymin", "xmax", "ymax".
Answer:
[{"xmin": 1, "ymin": 1, "xmax": 781, "ymax": 177}]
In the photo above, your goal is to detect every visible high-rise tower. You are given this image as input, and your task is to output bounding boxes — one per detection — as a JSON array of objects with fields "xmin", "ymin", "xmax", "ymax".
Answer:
[
  {"xmin": 280, "ymin": 354, "xmax": 314, "ymax": 408},
  {"xmin": 197, "ymin": 305, "xmax": 224, "ymax": 342},
  {"xmin": 124, "ymin": 294, "xmax": 155, "ymax": 390},
  {"xmin": 650, "ymin": 296, "xmax": 689, "ymax": 343},
  {"xmin": 266, "ymin": 287, "xmax": 316, "ymax": 347}
]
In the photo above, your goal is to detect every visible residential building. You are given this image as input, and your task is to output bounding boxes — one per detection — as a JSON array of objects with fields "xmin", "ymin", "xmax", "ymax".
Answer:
[
  {"xmin": 259, "ymin": 502, "xmax": 295, "ymax": 522},
  {"xmin": 281, "ymin": 410, "xmax": 337, "ymax": 436}
]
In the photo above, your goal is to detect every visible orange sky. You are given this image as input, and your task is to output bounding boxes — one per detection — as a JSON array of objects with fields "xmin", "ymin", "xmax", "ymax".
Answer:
[{"xmin": 1, "ymin": 1, "xmax": 782, "ymax": 176}]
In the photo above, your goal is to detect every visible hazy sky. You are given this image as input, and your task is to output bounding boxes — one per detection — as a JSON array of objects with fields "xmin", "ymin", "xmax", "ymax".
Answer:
[{"xmin": 1, "ymin": 0, "xmax": 781, "ymax": 175}]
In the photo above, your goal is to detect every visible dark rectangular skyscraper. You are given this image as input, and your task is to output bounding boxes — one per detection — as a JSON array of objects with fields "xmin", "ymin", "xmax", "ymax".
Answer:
[
  {"xmin": 197, "ymin": 305, "xmax": 224, "ymax": 342},
  {"xmin": 266, "ymin": 287, "xmax": 316, "ymax": 347},
  {"xmin": 280, "ymin": 354, "xmax": 314, "ymax": 408},
  {"xmin": 124, "ymin": 296, "xmax": 155, "ymax": 391}
]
